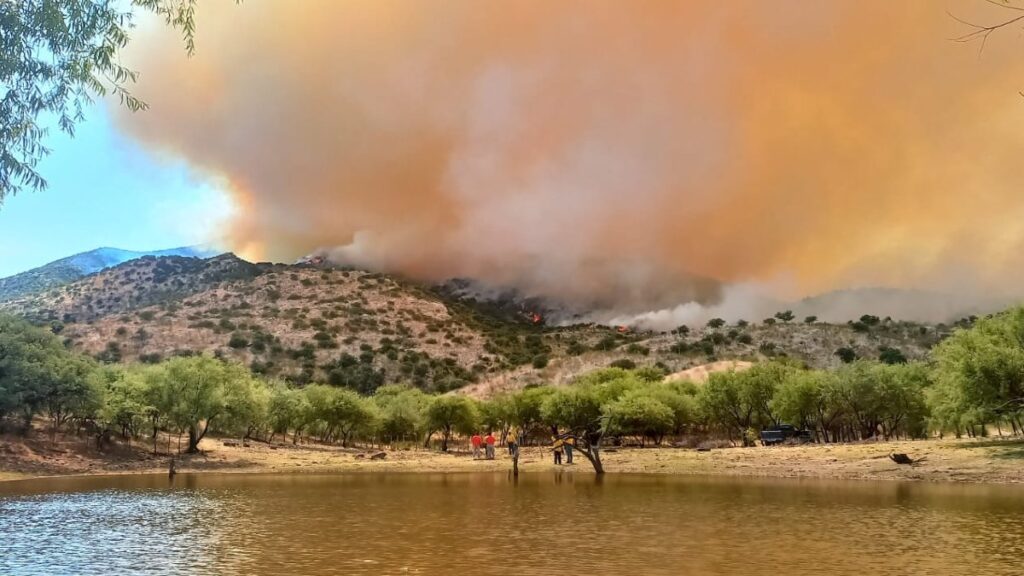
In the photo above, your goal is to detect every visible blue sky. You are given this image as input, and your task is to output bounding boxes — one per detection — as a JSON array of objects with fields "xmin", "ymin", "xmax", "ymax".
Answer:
[{"xmin": 0, "ymin": 105, "xmax": 232, "ymax": 278}]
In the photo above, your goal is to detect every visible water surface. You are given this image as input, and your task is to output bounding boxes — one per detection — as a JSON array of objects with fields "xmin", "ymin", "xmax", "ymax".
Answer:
[{"xmin": 1, "ymin": 472, "xmax": 1022, "ymax": 575}]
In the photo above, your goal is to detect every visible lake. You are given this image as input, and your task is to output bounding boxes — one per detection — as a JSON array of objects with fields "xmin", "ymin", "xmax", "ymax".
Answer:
[{"xmin": 1, "ymin": 472, "xmax": 1022, "ymax": 575}]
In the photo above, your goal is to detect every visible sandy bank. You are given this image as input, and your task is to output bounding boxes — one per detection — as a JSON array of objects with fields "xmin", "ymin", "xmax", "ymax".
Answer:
[{"xmin": 3, "ymin": 432, "xmax": 1023, "ymax": 484}]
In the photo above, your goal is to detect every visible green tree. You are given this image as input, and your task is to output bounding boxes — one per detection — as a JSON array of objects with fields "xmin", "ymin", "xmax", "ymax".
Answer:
[
  {"xmin": 932, "ymin": 308, "xmax": 1024, "ymax": 433},
  {"xmin": 650, "ymin": 381, "xmax": 698, "ymax": 435},
  {"xmin": 149, "ymin": 355, "xmax": 249, "ymax": 453},
  {"xmin": 774, "ymin": 310, "xmax": 795, "ymax": 323},
  {"xmin": 771, "ymin": 369, "xmax": 823, "ymax": 434},
  {"xmin": 542, "ymin": 384, "xmax": 610, "ymax": 473},
  {"xmin": 508, "ymin": 386, "xmax": 554, "ymax": 444},
  {"xmin": 0, "ymin": 314, "xmax": 96, "ymax": 433},
  {"xmin": 874, "ymin": 362, "xmax": 929, "ymax": 439},
  {"xmin": 0, "ymin": 0, "xmax": 213, "ymax": 199},
  {"xmin": 700, "ymin": 362, "xmax": 794, "ymax": 444},
  {"xmin": 832, "ymin": 361, "xmax": 885, "ymax": 440},
  {"xmin": 42, "ymin": 353, "xmax": 102, "ymax": 438},
  {"xmin": 478, "ymin": 394, "xmax": 514, "ymax": 440},
  {"xmin": 424, "ymin": 395, "xmax": 478, "ymax": 452},
  {"xmin": 266, "ymin": 381, "xmax": 308, "ymax": 443},
  {"xmin": 94, "ymin": 366, "xmax": 149, "ymax": 443},
  {"xmin": 305, "ymin": 384, "xmax": 378, "ymax": 447},
  {"xmin": 219, "ymin": 374, "xmax": 270, "ymax": 441},
  {"xmin": 706, "ymin": 318, "xmax": 726, "ymax": 329},
  {"xmin": 373, "ymin": 384, "xmax": 430, "ymax": 444},
  {"xmin": 604, "ymin": 389, "xmax": 674, "ymax": 446}
]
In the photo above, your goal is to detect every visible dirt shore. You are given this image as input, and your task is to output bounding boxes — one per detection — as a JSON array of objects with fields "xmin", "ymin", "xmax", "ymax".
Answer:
[{"xmin": 3, "ymin": 431, "xmax": 1023, "ymax": 484}]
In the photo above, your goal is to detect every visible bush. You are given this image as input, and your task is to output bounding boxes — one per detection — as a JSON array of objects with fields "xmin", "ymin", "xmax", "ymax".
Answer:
[
  {"xmin": 625, "ymin": 343, "xmax": 650, "ymax": 356},
  {"xmin": 774, "ymin": 310, "xmax": 795, "ymax": 323},
  {"xmin": 566, "ymin": 341, "xmax": 586, "ymax": 356},
  {"xmin": 878, "ymin": 346, "xmax": 907, "ymax": 365},
  {"xmin": 834, "ymin": 347, "xmax": 857, "ymax": 363},
  {"xmin": 531, "ymin": 354, "xmax": 550, "ymax": 369},
  {"xmin": 609, "ymin": 358, "xmax": 636, "ymax": 370},
  {"xmin": 669, "ymin": 341, "xmax": 690, "ymax": 354},
  {"xmin": 594, "ymin": 334, "xmax": 619, "ymax": 351},
  {"xmin": 228, "ymin": 333, "xmax": 249, "ymax": 349}
]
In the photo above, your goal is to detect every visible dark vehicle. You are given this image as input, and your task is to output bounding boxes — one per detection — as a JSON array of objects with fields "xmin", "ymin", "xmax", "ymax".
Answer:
[{"xmin": 760, "ymin": 424, "xmax": 813, "ymax": 446}]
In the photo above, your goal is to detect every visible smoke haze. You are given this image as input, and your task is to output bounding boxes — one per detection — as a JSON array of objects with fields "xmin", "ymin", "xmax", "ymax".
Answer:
[{"xmin": 114, "ymin": 1, "xmax": 1024, "ymax": 326}]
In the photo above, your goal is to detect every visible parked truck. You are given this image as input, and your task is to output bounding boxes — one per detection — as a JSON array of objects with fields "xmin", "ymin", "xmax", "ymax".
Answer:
[{"xmin": 760, "ymin": 424, "xmax": 813, "ymax": 446}]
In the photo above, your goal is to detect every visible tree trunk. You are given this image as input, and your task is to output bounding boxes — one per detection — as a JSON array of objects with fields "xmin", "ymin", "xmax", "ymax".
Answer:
[
  {"xmin": 187, "ymin": 426, "xmax": 201, "ymax": 453},
  {"xmin": 511, "ymin": 443, "xmax": 520, "ymax": 477},
  {"xmin": 590, "ymin": 446, "xmax": 605, "ymax": 474}
]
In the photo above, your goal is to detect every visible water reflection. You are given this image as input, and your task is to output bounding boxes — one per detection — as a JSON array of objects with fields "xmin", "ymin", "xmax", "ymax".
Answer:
[{"xmin": 1, "ymin": 473, "xmax": 1022, "ymax": 576}]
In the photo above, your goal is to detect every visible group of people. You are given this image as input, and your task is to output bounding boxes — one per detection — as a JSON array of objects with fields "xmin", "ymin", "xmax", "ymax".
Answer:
[
  {"xmin": 470, "ymin": 432, "xmax": 497, "ymax": 460},
  {"xmin": 551, "ymin": 435, "xmax": 574, "ymax": 465},
  {"xmin": 469, "ymin": 430, "xmax": 574, "ymax": 465}
]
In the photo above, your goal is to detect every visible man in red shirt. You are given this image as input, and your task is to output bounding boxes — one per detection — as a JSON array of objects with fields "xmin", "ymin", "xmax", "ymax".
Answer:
[
  {"xmin": 484, "ymin": 432, "xmax": 496, "ymax": 460},
  {"xmin": 471, "ymin": 433, "xmax": 483, "ymax": 460}
]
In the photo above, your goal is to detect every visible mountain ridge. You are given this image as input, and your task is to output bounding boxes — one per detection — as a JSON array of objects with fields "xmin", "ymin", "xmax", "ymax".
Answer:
[{"xmin": 0, "ymin": 245, "xmax": 222, "ymax": 302}]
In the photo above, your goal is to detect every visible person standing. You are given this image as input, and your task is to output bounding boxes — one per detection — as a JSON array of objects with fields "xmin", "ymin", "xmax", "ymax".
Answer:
[
  {"xmin": 485, "ymin": 432, "xmax": 496, "ymax": 459},
  {"xmin": 471, "ymin": 433, "xmax": 483, "ymax": 460},
  {"xmin": 564, "ymin": 436, "xmax": 574, "ymax": 465},
  {"xmin": 552, "ymin": 436, "xmax": 563, "ymax": 465},
  {"xmin": 507, "ymin": 429, "xmax": 519, "ymax": 456}
]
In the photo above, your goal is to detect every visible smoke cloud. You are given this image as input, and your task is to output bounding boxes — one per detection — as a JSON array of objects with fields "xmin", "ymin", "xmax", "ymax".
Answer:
[{"xmin": 114, "ymin": 1, "xmax": 1024, "ymax": 326}]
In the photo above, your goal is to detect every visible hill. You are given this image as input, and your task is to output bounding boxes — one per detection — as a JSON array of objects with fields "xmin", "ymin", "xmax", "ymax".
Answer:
[
  {"xmin": 0, "ymin": 253, "xmax": 956, "ymax": 394},
  {"xmin": 0, "ymin": 245, "xmax": 221, "ymax": 302}
]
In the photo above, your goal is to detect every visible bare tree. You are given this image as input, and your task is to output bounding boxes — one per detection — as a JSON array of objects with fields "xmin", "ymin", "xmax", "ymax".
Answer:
[{"xmin": 950, "ymin": 0, "xmax": 1024, "ymax": 54}]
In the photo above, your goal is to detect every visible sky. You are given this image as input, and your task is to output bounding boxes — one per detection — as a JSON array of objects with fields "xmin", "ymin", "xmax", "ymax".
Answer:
[
  {"xmin": 0, "ymin": 107, "xmax": 232, "ymax": 278},
  {"xmin": 4, "ymin": 0, "xmax": 1024, "ymax": 327}
]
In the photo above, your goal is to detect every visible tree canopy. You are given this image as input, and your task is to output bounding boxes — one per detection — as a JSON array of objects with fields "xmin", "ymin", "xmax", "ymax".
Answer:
[{"xmin": 1, "ymin": 0, "xmax": 203, "ymax": 200}]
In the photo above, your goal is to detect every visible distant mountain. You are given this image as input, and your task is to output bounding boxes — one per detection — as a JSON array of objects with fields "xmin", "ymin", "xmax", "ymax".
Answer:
[{"xmin": 0, "ymin": 245, "xmax": 222, "ymax": 302}]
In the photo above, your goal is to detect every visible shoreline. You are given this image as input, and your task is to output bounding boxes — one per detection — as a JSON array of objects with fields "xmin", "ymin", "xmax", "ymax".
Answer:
[{"xmin": 2, "ymin": 435, "xmax": 1023, "ymax": 486}]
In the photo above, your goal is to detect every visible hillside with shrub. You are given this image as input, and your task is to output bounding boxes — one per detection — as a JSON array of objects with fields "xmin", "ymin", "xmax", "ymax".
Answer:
[{"xmin": 0, "ymin": 253, "xmax": 965, "ymax": 394}]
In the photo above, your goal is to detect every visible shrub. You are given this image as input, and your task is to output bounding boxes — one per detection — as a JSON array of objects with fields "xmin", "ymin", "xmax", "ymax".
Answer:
[
  {"xmin": 669, "ymin": 341, "xmax": 690, "ymax": 354},
  {"xmin": 878, "ymin": 346, "xmax": 907, "ymax": 365},
  {"xmin": 594, "ymin": 334, "xmax": 619, "ymax": 351},
  {"xmin": 625, "ymin": 343, "xmax": 650, "ymax": 356},
  {"xmin": 609, "ymin": 358, "xmax": 636, "ymax": 370},
  {"xmin": 834, "ymin": 347, "xmax": 857, "ymax": 363},
  {"xmin": 774, "ymin": 310, "xmax": 795, "ymax": 323}
]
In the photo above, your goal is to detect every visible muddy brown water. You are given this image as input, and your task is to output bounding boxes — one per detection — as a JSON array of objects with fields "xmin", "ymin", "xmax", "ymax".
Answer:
[{"xmin": 1, "ymin": 472, "xmax": 1022, "ymax": 575}]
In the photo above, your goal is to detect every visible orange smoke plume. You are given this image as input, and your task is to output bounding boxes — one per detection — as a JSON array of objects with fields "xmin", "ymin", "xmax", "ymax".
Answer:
[{"xmin": 113, "ymin": 0, "xmax": 1024, "ymax": 322}]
